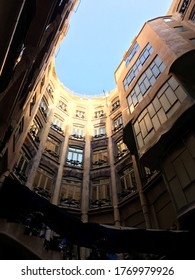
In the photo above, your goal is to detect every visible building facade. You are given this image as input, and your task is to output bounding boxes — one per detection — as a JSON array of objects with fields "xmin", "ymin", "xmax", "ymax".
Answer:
[{"xmin": 0, "ymin": 0, "xmax": 195, "ymax": 259}]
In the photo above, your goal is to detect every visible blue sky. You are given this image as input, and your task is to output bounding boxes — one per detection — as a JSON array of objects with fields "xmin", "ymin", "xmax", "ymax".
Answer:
[{"xmin": 55, "ymin": 0, "xmax": 173, "ymax": 96}]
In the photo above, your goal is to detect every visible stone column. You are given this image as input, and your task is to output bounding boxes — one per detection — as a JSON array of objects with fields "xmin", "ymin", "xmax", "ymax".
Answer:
[
  {"xmin": 81, "ymin": 125, "xmax": 91, "ymax": 223},
  {"xmin": 26, "ymin": 109, "xmax": 55, "ymax": 190},
  {"xmin": 107, "ymin": 116, "xmax": 120, "ymax": 226},
  {"xmin": 51, "ymin": 127, "xmax": 70, "ymax": 205},
  {"xmin": 132, "ymin": 154, "xmax": 152, "ymax": 229}
]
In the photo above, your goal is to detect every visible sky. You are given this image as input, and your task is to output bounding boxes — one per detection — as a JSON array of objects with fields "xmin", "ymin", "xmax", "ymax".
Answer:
[{"xmin": 55, "ymin": 0, "xmax": 173, "ymax": 96}]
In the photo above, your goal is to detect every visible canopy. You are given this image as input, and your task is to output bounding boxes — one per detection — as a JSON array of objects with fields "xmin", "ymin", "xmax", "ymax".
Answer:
[{"xmin": 0, "ymin": 177, "xmax": 194, "ymax": 259}]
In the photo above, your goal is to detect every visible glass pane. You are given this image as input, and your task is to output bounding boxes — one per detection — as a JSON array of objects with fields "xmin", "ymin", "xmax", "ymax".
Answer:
[
  {"xmin": 144, "ymin": 113, "xmax": 153, "ymax": 132},
  {"xmin": 165, "ymin": 88, "xmax": 177, "ymax": 105},
  {"xmin": 152, "ymin": 115, "xmax": 161, "ymax": 131},
  {"xmin": 159, "ymin": 94, "xmax": 171, "ymax": 112},
  {"xmin": 152, "ymin": 65, "xmax": 160, "ymax": 78}
]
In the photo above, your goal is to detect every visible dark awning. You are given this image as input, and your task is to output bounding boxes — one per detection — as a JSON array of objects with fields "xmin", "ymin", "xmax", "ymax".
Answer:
[{"xmin": 0, "ymin": 177, "xmax": 194, "ymax": 258}]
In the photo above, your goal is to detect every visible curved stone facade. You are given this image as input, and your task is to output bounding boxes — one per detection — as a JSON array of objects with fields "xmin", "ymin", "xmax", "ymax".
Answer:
[{"xmin": 0, "ymin": 0, "xmax": 195, "ymax": 259}]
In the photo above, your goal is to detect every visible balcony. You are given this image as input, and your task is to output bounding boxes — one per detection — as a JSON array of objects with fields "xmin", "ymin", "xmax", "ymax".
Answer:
[
  {"xmin": 29, "ymin": 129, "xmax": 40, "ymax": 145},
  {"xmin": 90, "ymin": 199, "xmax": 111, "ymax": 208},
  {"xmin": 44, "ymin": 148, "xmax": 59, "ymax": 159},
  {"xmin": 113, "ymin": 123, "xmax": 123, "ymax": 133},
  {"xmin": 33, "ymin": 187, "xmax": 51, "ymax": 200},
  {"xmin": 60, "ymin": 197, "xmax": 80, "ymax": 209},
  {"xmin": 116, "ymin": 149, "xmax": 128, "ymax": 159},
  {"xmin": 118, "ymin": 188, "xmax": 137, "ymax": 200},
  {"xmin": 111, "ymin": 102, "xmax": 120, "ymax": 112},
  {"xmin": 66, "ymin": 159, "xmax": 82, "ymax": 167},
  {"xmin": 51, "ymin": 124, "xmax": 64, "ymax": 134},
  {"xmin": 13, "ymin": 167, "xmax": 27, "ymax": 184},
  {"xmin": 93, "ymin": 133, "xmax": 107, "ymax": 139},
  {"xmin": 70, "ymin": 134, "xmax": 84, "ymax": 141},
  {"xmin": 92, "ymin": 159, "xmax": 108, "ymax": 167},
  {"xmin": 39, "ymin": 106, "xmax": 47, "ymax": 120}
]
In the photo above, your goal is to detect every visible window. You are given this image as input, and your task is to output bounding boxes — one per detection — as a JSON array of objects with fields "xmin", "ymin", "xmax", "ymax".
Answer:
[
  {"xmin": 60, "ymin": 177, "xmax": 81, "ymax": 208},
  {"xmin": 30, "ymin": 93, "xmax": 36, "ymax": 116},
  {"xmin": 71, "ymin": 124, "xmax": 84, "ymax": 140},
  {"xmin": 39, "ymin": 96, "xmax": 49, "ymax": 119},
  {"xmin": 177, "ymin": 0, "xmax": 190, "ymax": 15},
  {"xmin": 116, "ymin": 139, "xmax": 128, "ymax": 159},
  {"xmin": 46, "ymin": 84, "xmax": 54, "ymax": 99},
  {"xmin": 75, "ymin": 110, "xmax": 85, "ymax": 119},
  {"xmin": 29, "ymin": 116, "xmax": 42, "ymax": 144},
  {"xmin": 134, "ymin": 77, "xmax": 187, "ymax": 149},
  {"xmin": 94, "ymin": 109, "xmax": 105, "ymax": 118},
  {"xmin": 111, "ymin": 99, "xmax": 120, "ymax": 111},
  {"xmin": 119, "ymin": 168, "xmax": 136, "ymax": 199},
  {"xmin": 92, "ymin": 149, "xmax": 108, "ymax": 167},
  {"xmin": 51, "ymin": 115, "xmax": 64, "ymax": 133},
  {"xmin": 190, "ymin": 38, "xmax": 195, "ymax": 44},
  {"xmin": 190, "ymin": 5, "xmax": 195, "ymax": 21},
  {"xmin": 93, "ymin": 126, "xmax": 106, "ymax": 138},
  {"xmin": 125, "ymin": 42, "xmax": 140, "ymax": 67},
  {"xmin": 14, "ymin": 117, "xmax": 24, "ymax": 144},
  {"xmin": 127, "ymin": 56, "xmax": 166, "ymax": 113},
  {"xmin": 33, "ymin": 167, "xmax": 54, "ymax": 200},
  {"xmin": 174, "ymin": 25, "xmax": 188, "ymax": 32},
  {"xmin": 90, "ymin": 178, "xmax": 111, "ymax": 208},
  {"xmin": 66, "ymin": 146, "xmax": 83, "ymax": 167},
  {"xmin": 58, "ymin": 100, "xmax": 67, "ymax": 112},
  {"xmin": 13, "ymin": 149, "xmax": 30, "ymax": 183},
  {"xmin": 113, "ymin": 115, "xmax": 123, "ymax": 132},
  {"xmin": 123, "ymin": 43, "xmax": 154, "ymax": 91},
  {"xmin": 163, "ymin": 17, "xmax": 173, "ymax": 22},
  {"xmin": 44, "ymin": 136, "xmax": 61, "ymax": 159}
]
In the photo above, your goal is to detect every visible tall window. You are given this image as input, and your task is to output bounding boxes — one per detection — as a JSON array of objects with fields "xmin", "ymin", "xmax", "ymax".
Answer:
[
  {"xmin": 93, "ymin": 126, "xmax": 106, "ymax": 138},
  {"xmin": 190, "ymin": 5, "xmax": 195, "ymax": 21},
  {"xmin": 123, "ymin": 43, "xmax": 154, "ymax": 91},
  {"xmin": 29, "ymin": 116, "xmax": 42, "ymax": 144},
  {"xmin": 75, "ymin": 110, "xmax": 85, "ymax": 119},
  {"xmin": 58, "ymin": 99, "xmax": 67, "ymax": 112},
  {"xmin": 177, "ymin": 0, "xmax": 190, "ymax": 15},
  {"xmin": 119, "ymin": 167, "xmax": 136, "ymax": 199},
  {"xmin": 66, "ymin": 146, "xmax": 83, "ymax": 167},
  {"xmin": 92, "ymin": 149, "xmax": 108, "ymax": 167},
  {"xmin": 46, "ymin": 84, "xmax": 54, "ymax": 100},
  {"xmin": 116, "ymin": 139, "xmax": 128, "ymax": 160},
  {"xmin": 44, "ymin": 136, "xmax": 61, "ymax": 159},
  {"xmin": 71, "ymin": 124, "xmax": 84, "ymax": 140},
  {"xmin": 13, "ymin": 149, "xmax": 30, "ymax": 183},
  {"xmin": 111, "ymin": 99, "xmax": 120, "ymax": 112},
  {"xmin": 127, "ymin": 56, "xmax": 166, "ymax": 113},
  {"xmin": 113, "ymin": 115, "xmax": 123, "ymax": 132},
  {"xmin": 51, "ymin": 115, "xmax": 64, "ymax": 134},
  {"xmin": 90, "ymin": 178, "xmax": 111, "ymax": 208},
  {"xmin": 14, "ymin": 117, "xmax": 24, "ymax": 145},
  {"xmin": 60, "ymin": 177, "xmax": 81, "ymax": 208},
  {"xmin": 33, "ymin": 167, "xmax": 54, "ymax": 200},
  {"xmin": 94, "ymin": 109, "xmax": 105, "ymax": 118},
  {"xmin": 125, "ymin": 41, "xmax": 140, "ymax": 67},
  {"xmin": 29, "ymin": 93, "xmax": 36, "ymax": 116},
  {"xmin": 39, "ymin": 96, "xmax": 49, "ymax": 119}
]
